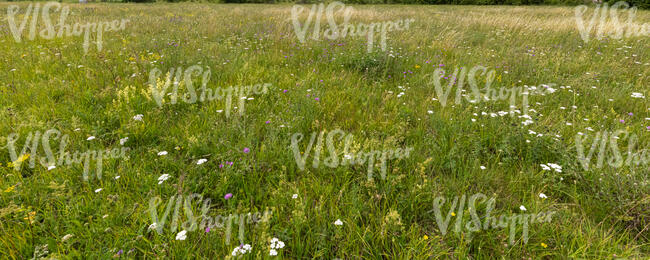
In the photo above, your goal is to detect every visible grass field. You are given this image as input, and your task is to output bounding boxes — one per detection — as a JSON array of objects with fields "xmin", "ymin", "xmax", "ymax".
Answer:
[{"xmin": 0, "ymin": 2, "xmax": 649, "ymax": 258}]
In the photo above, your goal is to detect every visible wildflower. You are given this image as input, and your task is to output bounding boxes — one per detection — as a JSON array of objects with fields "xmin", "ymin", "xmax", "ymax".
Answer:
[
  {"xmin": 620, "ymin": 119, "xmax": 625, "ymax": 123},
  {"xmin": 231, "ymin": 244, "xmax": 252, "ymax": 256},
  {"xmin": 62, "ymin": 234, "xmax": 74, "ymax": 242},
  {"xmin": 157, "ymin": 151, "xmax": 168, "ymax": 156},
  {"xmin": 427, "ymin": 110, "xmax": 433, "ymax": 114},
  {"xmin": 205, "ymin": 226, "xmax": 211, "ymax": 233},
  {"xmin": 423, "ymin": 235, "xmax": 429, "ymax": 240},
  {"xmin": 541, "ymin": 242, "xmax": 548, "ymax": 248},
  {"xmin": 224, "ymin": 193, "xmax": 233, "ymax": 200},
  {"xmin": 119, "ymin": 137, "xmax": 128, "ymax": 145},
  {"xmin": 480, "ymin": 166, "xmax": 486, "ymax": 170},
  {"xmin": 265, "ymin": 120, "xmax": 271, "ymax": 124},
  {"xmin": 315, "ymin": 97, "xmax": 320, "ymax": 101},
  {"xmin": 519, "ymin": 205, "xmax": 527, "ymax": 211},
  {"xmin": 269, "ymin": 249, "xmax": 278, "ymax": 256},
  {"xmin": 24, "ymin": 211, "xmax": 36, "ymax": 224},
  {"xmin": 631, "ymin": 92, "xmax": 645, "ymax": 99},
  {"xmin": 197, "ymin": 159, "xmax": 208, "ymax": 165},
  {"xmin": 94, "ymin": 188, "xmax": 102, "ymax": 193},
  {"xmin": 270, "ymin": 237, "xmax": 285, "ymax": 249},
  {"xmin": 133, "ymin": 114, "xmax": 144, "ymax": 121},
  {"xmin": 175, "ymin": 230, "xmax": 187, "ymax": 240},
  {"xmin": 148, "ymin": 223, "xmax": 157, "ymax": 230},
  {"xmin": 87, "ymin": 136, "xmax": 96, "ymax": 141},
  {"xmin": 334, "ymin": 219, "xmax": 343, "ymax": 226},
  {"xmin": 628, "ymin": 112, "xmax": 633, "ymax": 116},
  {"xmin": 4, "ymin": 185, "xmax": 17, "ymax": 193},
  {"xmin": 48, "ymin": 165, "xmax": 56, "ymax": 171},
  {"xmin": 415, "ymin": 64, "xmax": 421, "ymax": 69},
  {"xmin": 158, "ymin": 174, "xmax": 170, "ymax": 184},
  {"xmin": 243, "ymin": 148, "xmax": 250, "ymax": 154},
  {"xmin": 115, "ymin": 176, "xmax": 120, "ymax": 180},
  {"xmin": 539, "ymin": 193, "xmax": 548, "ymax": 199},
  {"xmin": 451, "ymin": 212, "xmax": 456, "ymax": 216},
  {"xmin": 292, "ymin": 194, "xmax": 298, "ymax": 199}
]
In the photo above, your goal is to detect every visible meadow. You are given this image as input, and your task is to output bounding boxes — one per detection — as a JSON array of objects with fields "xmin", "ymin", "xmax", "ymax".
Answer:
[{"xmin": 0, "ymin": 2, "xmax": 648, "ymax": 258}]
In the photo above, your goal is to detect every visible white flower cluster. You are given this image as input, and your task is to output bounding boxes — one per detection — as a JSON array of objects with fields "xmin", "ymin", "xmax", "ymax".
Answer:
[
  {"xmin": 631, "ymin": 92, "xmax": 645, "ymax": 99},
  {"xmin": 269, "ymin": 237, "xmax": 285, "ymax": 256},
  {"xmin": 158, "ymin": 174, "xmax": 170, "ymax": 184},
  {"xmin": 540, "ymin": 163, "xmax": 562, "ymax": 172},
  {"xmin": 175, "ymin": 230, "xmax": 187, "ymax": 240},
  {"xmin": 231, "ymin": 244, "xmax": 252, "ymax": 257}
]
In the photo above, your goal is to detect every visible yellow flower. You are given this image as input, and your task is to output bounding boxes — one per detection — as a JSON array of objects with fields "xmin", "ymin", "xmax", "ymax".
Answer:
[
  {"xmin": 16, "ymin": 153, "xmax": 30, "ymax": 163},
  {"xmin": 4, "ymin": 185, "xmax": 16, "ymax": 193},
  {"xmin": 24, "ymin": 211, "xmax": 36, "ymax": 224},
  {"xmin": 415, "ymin": 65, "xmax": 421, "ymax": 69},
  {"xmin": 541, "ymin": 243, "xmax": 548, "ymax": 248},
  {"xmin": 423, "ymin": 235, "xmax": 428, "ymax": 240},
  {"xmin": 451, "ymin": 212, "xmax": 456, "ymax": 216}
]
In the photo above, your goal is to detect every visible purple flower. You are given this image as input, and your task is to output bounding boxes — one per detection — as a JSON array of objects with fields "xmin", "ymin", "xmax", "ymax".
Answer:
[
  {"xmin": 219, "ymin": 164, "xmax": 224, "ymax": 168},
  {"xmin": 646, "ymin": 126, "xmax": 650, "ymax": 131},
  {"xmin": 243, "ymin": 147, "xmax": 250, "ymax": 154},
  {"xmin": 283, "ymin": 89, "xmax": 288, "ymax": 93},
  {"xmin": 224, "ymin": 193, "xmax": 233, "ymax": 200},
  {"xmin": 205, "ymin": 226, "xmax": 211, "ymax": 233},
  {"xmin": 117, "ymin": 249, "xmax": 123, "ymax": 256},
  {"xmin": 620, "ymin": 119, "xmax": 625, "ymax": 123},
  {"xmin": 315, "ymin": 97, "xmax": 320, "ymax": 101},
  {"xmin": 628, "ymin": 112, "xmax": 633, "ymax": 116},
  {"xmin": 265, "ymin": 120, "xmax": 271, "ymax": 124}
]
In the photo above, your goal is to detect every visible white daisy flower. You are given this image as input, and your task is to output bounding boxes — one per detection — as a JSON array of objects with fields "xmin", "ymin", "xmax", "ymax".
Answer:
[
  {"xmin": 269, "ymin": 249, "xmax": 278, "ymax": 256},
  {"xmin": 334, "ymin": 219, "xmax": 343, "ymax": 226},
  {"xmin": 197, "ymin": 159, "xmax": 208, "ymax": 165},
  {"xmin": 519, "ymin": 205, "xmax": 527, "ymax": 211},
  {"xmin": 292, "ymin": 194, "xmax": 298, "ymax": 199},
  {"xmin": 479, "ymin": 166, "xmax": 486, "ymax": 170}
]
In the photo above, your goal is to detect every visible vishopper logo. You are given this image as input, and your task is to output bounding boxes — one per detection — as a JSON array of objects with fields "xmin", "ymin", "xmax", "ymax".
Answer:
[
  {"xmin": 575, "ymin": 1, "xmax": 649, "ymax": 43},
  {"xmin": 148, "ymin": 65, "xmax": 270, "ymax": 118},
  {"xmin": 290, "ymin": 129, "xmax": 413, "ymax": 181},
  {"xmin": 430, "ymin": 65, "xmax": 558, "ymax": 117},
  {"xmin": 428, "ymin": 193, "xmax": 555, "ymax": 245},
  {"xmin": 148, "ymin": 193, "xmax": 273, "ymax": 245},
  {"xmin": 291, "ymin": 1, "xmax": 415, "ymax": 52},
  {"xmin": 575, "ymin": 129, "xmax": 648, "ymax": 170},
  {"xmin": 5, "ymin": 129, "xmax": 130, "ymax": 181},
  {"xmin": 6, "ymin": 2, "xmax": 129, "ymax": 54}
]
